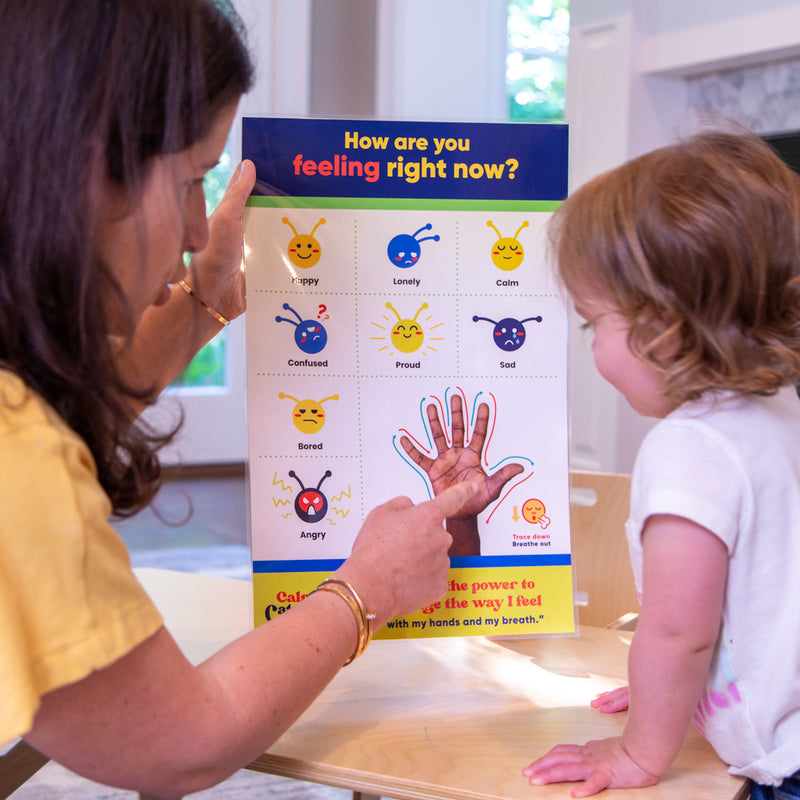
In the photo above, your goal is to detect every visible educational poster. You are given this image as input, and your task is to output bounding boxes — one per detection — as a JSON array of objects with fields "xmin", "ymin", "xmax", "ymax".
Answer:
[{"xmin": 243, "ymin": 117, "xmax": 574, "ymax": 638}]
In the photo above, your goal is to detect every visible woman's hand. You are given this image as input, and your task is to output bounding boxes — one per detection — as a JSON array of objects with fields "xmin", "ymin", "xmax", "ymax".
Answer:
[
  {"xmin": 523, "ymin": 737, "xmax": 659, "ymax": 797},
  {"xmin": 187, "ymin": 159, "xmax": 256, "ymax": 321},
  {"xmin": 336, "ymin": 481, "xmax": 480, "ymax": 626}
]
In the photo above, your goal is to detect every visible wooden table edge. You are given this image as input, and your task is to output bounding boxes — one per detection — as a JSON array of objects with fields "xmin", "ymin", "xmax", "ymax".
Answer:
[{"xmin": 247, "ymin": 752, "xmax": 506, "ymax": 800}]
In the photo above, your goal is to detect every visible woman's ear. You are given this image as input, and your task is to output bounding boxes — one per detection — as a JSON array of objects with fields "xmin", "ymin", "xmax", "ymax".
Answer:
[
  {"xmin": 86, "ymin": 139, "xmax": 135, "ymax": 225},
  {"xmin": 95, "ymin": 173, "xmax": 135, "ymax": 223}
]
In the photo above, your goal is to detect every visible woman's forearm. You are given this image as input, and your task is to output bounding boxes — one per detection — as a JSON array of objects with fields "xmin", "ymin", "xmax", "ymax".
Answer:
[
  {"xmin": 119, "ymin": 284, "xmax": 227, "ymax": 407},
  {"xmin": 25, "ymin": 590, "xmax": 358, "ymax": 799}
]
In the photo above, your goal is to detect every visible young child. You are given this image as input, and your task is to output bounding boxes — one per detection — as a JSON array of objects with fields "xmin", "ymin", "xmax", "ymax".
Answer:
[{"xmin": 523, "ymin": 129, "xmax": 800, "ymax": 798}]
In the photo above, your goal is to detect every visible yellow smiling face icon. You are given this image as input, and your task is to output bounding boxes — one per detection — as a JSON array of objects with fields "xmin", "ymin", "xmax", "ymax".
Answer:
[
  {"xmin": 279, "ymin": 392, "xmax": 339, "ymax": 434},
  {"xmin": 282, "ymin": 216, "xmax": 326, "ymax": 268},
  {"xmin": 386, "ymin": 301, "xmax": 428, "ymax": 354},
  {"xmin": 487, "ymin": 219, "xmax": 529, "ymax": 271}
]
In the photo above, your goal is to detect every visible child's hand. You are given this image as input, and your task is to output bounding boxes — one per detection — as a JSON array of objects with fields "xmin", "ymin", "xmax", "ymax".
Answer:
[
  {"xmin": 590, "ymin": 686, "xmax": 629, "ymax": 713},
  {"xmin": 522, "ymin": 737, "xmax": 659, "ymax": 797}
]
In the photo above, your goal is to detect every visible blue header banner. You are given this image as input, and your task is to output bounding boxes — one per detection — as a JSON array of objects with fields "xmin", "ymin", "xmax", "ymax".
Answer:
[
  {"xmin": 252, "ymin": 554, "xmax": 571, "ymax": 574},
  {"xmin": 243, "ymin": 117, "xmax": 568, "ymax": 202}
]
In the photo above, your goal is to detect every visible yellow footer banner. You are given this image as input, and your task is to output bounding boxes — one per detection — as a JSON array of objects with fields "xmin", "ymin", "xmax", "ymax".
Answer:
[{"xmin": 253, "ymin": 562, "xmax": 575, "ymax": 638}]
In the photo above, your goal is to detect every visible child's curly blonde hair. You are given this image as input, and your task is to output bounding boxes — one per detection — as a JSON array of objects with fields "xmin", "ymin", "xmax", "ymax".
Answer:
[{"xmin": 549, "ymin": 129, "xmax": 800, "ymax": 406}]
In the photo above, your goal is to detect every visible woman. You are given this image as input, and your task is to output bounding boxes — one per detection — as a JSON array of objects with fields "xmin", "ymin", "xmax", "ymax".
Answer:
[{"xmin": 0, "ymin": 2, "xmax": 477, "ymax": 797}]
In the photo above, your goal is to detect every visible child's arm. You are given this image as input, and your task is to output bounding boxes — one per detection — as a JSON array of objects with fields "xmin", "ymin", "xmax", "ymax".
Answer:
[{"xmin": 523, "ymin": 514, "xmax": 728, "ymax": 796}]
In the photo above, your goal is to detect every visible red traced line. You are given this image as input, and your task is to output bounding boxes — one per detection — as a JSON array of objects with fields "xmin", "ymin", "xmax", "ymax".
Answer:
[{"xmin": 486, "ymin": 470, "xmax": 534, "ymax": 524}]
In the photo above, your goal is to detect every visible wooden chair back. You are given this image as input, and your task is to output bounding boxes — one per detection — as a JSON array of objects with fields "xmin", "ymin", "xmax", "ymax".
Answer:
[
  {"xmin": 0, "ymin": 740, "xmax": 48, "ymax": 799},
  {"xmin": 570, "ymin": 470, "xmax": 639, "ymax": 628},
  {"xmin": 0, "ymin": 739, "xmax": 168, "ymax": 800}
]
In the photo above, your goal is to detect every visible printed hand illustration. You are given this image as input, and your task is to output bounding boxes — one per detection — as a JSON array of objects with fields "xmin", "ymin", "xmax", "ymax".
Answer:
[{"xmin": 400, "ymin": 394, "xmax": 524, "ymax": 556}]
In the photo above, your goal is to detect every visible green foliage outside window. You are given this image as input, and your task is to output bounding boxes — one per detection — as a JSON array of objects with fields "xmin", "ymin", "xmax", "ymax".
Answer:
[
  {"xmin": 173, "ymin": 335, "xmax": 227, "ymax": 388},
  {"xmin": 507, "ymin": 0, "xmax": 569, "ymax": 122}
]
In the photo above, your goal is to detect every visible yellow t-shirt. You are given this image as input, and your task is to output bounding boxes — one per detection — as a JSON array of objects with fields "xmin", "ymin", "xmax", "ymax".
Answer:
[{"xmin": 0, "ymin": 370, "xmax": 163, "ymax": 745}]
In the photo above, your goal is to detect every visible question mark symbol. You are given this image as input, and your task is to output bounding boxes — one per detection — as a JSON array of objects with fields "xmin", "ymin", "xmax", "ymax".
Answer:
[
  {"xmin": 318, "ymin": 303, "xmax": 328, "ymax": 320},
  {"xmin": 506, "ymin": 158, "xmax": 519, "ymax": 179}
]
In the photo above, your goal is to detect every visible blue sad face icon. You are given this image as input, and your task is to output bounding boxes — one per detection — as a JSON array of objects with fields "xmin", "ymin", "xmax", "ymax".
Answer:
[
  {"xmin": 386, "ymin": 223, "xmax": 440, "ymax": 268},
  {"xmin": 473, "ymin": 314, "xmax": 543, "ymax": 352}
]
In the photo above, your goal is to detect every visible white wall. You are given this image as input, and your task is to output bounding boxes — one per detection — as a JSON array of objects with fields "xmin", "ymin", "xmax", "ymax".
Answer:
[
  {"xmin": 572, "ymin": 0, "xmax": 800, "ymax": 31},
  {"xmin": 236, "ymin": 0, "xmax": 509, "ymax": 123},
  {"xmin": 374, "ymin": 0, "xmax": 507, "ymax": 121},
  {"xmin": 234, "ymin": 0, "xmax": 312, "ymax": 122}
]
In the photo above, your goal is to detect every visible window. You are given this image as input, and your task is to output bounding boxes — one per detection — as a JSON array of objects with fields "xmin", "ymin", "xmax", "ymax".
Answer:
[{"xmin": 506, "ymin": 0, "xmax": 569, "ymax": 122}]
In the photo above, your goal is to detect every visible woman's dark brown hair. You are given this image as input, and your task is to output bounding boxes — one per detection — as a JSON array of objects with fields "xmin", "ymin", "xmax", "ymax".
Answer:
[{"xmin": 0, "ymin": 0, "xmax": 253, "ymax": 513}]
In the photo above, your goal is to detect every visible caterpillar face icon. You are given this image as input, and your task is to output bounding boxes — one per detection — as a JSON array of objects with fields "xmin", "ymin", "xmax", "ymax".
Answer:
[
  {"xmin": 473, "ymin": 314, "xmax": 542, "ymax": 352},
  {"xmin": 276, "ymin": 302, "xmax": 328, "ymax": 354},
  {"xmin": 387, "ymin": 223, "xmax": 439, "ymax": 268},
  {"xmin": 289, "ymin": 470, "xmax": 332, "ymax": 523},
  {"xmin": 282, "ymin": 216, "xmax": 326, "ymax": 268},
  {"xmin": 522, "ymin": 498, "xmax": 546, "ymax": 524},
  {"xmin": 279, "ymin": 392, "xmax": 339, "ymax": 434},
  {"xmin": 487, "ymin": 220, "xmax": 529, "ymax": 271},
  {"xmin": 386, "ymin": 301, "xmax": 428, "ymax": 353}
]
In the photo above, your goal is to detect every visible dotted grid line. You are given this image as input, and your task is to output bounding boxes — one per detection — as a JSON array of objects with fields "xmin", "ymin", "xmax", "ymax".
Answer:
[
  {"xmin": 258, "ymin": 454, "xmax": 361, "ymax": 460},
  {"xmin": 455, "ymin": 219, "xmax": 460, "ymax": 374},
  {"xmin": 456, "ymin": 292, "xmax": 558, "ymax": 298},
  {"xmin": 353, "ymin": 217, "xmax": 366, "ymax": 520},
  {"xmin": 253, "ymin": 288, "xmax": 354, "ymax": 296},
  {"xmin": 255, "ymin": 372, "xmax": 559, "ymax": 380},
  {"xmin": 455, "ymin": 374, "xmax": 560, "ymax": 379},
  {"xmin": 254, "ymin": 288, "xmax": 559, "ymax": 299},
  {"xmin": 256, "ymin": 372, "xmax": 349, "ymax": 378}
]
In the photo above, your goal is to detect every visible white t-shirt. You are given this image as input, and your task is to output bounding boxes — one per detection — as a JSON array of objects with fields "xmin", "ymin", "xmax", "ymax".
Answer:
[{"xmin": 626, "ymin": 385, "xmax": 800, "ymax": 786}]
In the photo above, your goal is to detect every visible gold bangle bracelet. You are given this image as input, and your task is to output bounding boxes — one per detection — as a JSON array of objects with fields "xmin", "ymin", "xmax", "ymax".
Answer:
[
  {"xmin": 178, "ymin": 279, "xmax": 230, "ymax": 326},
  {"xmin": 310, "ymin": 578, "xmax": 377, "ymax": 665},
  {"xmin": 322, "ymin": 578, "xmax": 377, "ymax": 661}
]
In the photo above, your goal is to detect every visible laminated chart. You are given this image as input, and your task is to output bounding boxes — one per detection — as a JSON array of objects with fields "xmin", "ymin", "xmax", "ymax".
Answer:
[{"xmin": 243, "ymin": 118, "xmax": 573, "ymax": 638}]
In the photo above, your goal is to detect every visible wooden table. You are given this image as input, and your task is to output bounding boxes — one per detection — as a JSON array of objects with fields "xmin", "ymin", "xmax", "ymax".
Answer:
[{"xmin": 135, "ymin": 568, "xmax": 749, "ymax": 800}]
